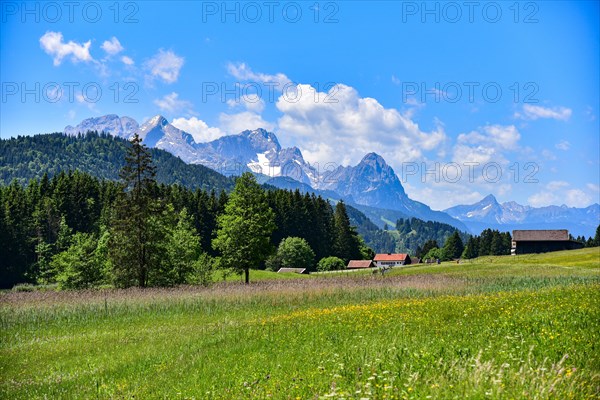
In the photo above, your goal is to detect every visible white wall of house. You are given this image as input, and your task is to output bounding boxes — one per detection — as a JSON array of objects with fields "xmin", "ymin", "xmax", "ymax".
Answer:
[{"xmin": 374, "ymin": 260, "xmax": 405, "ymax": 268}]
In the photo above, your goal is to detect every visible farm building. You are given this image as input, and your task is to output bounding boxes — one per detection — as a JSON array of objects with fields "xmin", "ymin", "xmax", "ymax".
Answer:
[
  {"xmin": 347, "ymin": 260, "xmax": 375, "ymax": 269},
  {"xmin": 373, "ymin": 253, "xmax": 411, "ymax": 267},
  {"xmin": 511, "ymin": 230, "xmax": 584, "ymax": 255}
]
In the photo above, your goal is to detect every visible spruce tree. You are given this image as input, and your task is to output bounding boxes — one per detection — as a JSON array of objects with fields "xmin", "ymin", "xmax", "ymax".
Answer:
[
  {"xmin": 109, "ymin": 133, "xmax": 162, "ymax": 288},
  {"xmin": 442, "ymin": 231, "xmax": 464, "ymax": 260},
  {"xmin": 462, "ymin": 236, "xmax": 477, "ymax": 259},
  {"xmin": 333, "ymin": 201, "xmax": 362, "ymax": 262}
]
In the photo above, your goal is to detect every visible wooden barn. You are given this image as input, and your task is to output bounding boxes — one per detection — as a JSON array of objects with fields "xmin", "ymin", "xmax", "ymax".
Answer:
[
  {"xmin": 511, "ymin": 230, "xmax": 584, "ymax": 255},
  {"xmin": 373, "ymin": 253, "xmax": 411, "ymax": 267}
]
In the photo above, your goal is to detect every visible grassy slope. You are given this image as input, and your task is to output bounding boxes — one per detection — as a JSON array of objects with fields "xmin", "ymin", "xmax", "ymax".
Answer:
[{"xmin": 1, "ymin": 248, "xmax": 599, "ymax": 399}]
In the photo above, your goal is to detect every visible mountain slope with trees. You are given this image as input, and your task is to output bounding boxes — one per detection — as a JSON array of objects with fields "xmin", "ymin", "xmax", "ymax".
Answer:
[{"xmin": 0, "ymin": 132, "xmax": 233, "ymax": 192}]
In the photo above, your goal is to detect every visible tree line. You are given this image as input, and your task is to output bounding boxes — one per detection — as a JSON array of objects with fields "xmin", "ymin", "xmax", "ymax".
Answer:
[
  {"xmin": 0, "ymin": 135, "xmax": 368, "ymax": 289},
  {"xmin": 395, "ymin": 217, "xmax": 470, "ymax": 257}
]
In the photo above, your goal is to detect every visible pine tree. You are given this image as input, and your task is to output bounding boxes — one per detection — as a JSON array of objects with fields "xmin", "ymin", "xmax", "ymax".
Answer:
[
  {"xmin": 490, "ymin": 231, "xmax": 503, "ymax": 255},
  {"xmin": 462, "ymin": 236, "xmax": 477, "ymax": 259},
  {"xmin": 213, "ymin": 173, "xmax": 275, "ymax": 284},
  {"xmin": 421, "ymin": 239, "xmax": 439, "ymax": 258},
  {"xmin": 333, "ymin": 201, "xmax": 362, "ymax": 262},
  {"xmin": 109, "ymin": 133, "xmax": 163, "ymax": 288},
  {"xmin": 442, "ymin": 231, "xmax": 464, "ymax": 260}
]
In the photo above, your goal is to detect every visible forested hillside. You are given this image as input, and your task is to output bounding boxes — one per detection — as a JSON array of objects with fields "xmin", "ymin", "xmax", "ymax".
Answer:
[
  {"xmin": 0, "ymin": 132, "xmax": 233, "ymax": 191},
  {"xmin": 395, "ymin": 217, "xmax": 470, "ymax": 255}
]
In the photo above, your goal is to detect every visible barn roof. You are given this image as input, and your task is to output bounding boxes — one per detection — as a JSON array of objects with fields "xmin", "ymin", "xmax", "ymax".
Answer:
[
  {"xmin": 347, "ymin": 260, "xmax": 374, "ymax": 269},
  {"xmin": 512, "ymin": 230, "xmax": 569, "ymax": 241},
  {"xmin": 374, "ymin": 253, "xmax": 409, "ymax": 261},
  {"xmin": 277, "ymin": 268, "xmax": 307, "ymax": 274}
]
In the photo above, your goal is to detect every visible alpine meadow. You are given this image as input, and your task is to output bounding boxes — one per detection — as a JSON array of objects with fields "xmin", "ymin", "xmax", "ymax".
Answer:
[{"xmin": 1, "ymin": 1, "xmax": 599, "ymax": 399}]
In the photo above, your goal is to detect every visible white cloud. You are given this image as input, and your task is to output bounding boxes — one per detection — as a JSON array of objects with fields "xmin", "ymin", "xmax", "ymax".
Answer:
[
  {"xmin": 515, "ymin": 104, "xmax": 572, "ymax": 121},
  {"xmin": 555, "ymin": 140, "xmax": 571, "ymax": 150},
  {"xmin": 219, "ymin": 111, "xmax": 275, "ymax": 134},
  {"xmin": 564, "ymin": 189, "xmax": 593, "ymax": 208},
  {"xmin": 226, "ymin": 94, "xmax": 266, "ymax": 113},
  {"xmin": 452, "ymin": 125, "xmax": 521, "ymax": 165},
  {"xmin": 121, "ymin": 56, "xmax": 134, "ymax": 66},
  {"xmin": 171, "ymin": 117, "xmax": 225, "ymax": 143},
  {"xmin": 403, "ymin": 181, "xmax": 485, "ymax": 211},
  {"xmin": 101, "ymin": 37, "xmax": 123, "ymax": 55},
  {"xmin": 227, "ymin": 62, "xmax": 291, "ymax": 89},
  {"xmin": 587, "ymin": 183, "xmax": 600, "ymax": 193},
  {"xmin": 275, "ymin": 83, "xmax": 445, "ymax": 166},
  {"xmin": 528, "ymin": 191, "xmax": 556, "ymax": 208},
  {"xmin": 528, "ymin": 182, "xmax": 594, "ymax": 208},
  {"xmin": 154, "ymin": 92, "xmax": 194, "ymax": 114},
  {"xmin": 541, "ymin": 149, "xmax": 557, "ymax": 160},
  {"xmin": 546, "ymin": 181, "xmax": 569, "ymax": 191},
  {"xmin": 39, "ymin": 31, "xmax": 93, "ymax": 66},
  {"xmin": 145, "ymin": 49, "xmax": 184, "ymax": 84}
]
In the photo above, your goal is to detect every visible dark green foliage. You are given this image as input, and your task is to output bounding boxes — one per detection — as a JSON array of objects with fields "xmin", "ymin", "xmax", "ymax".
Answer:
[
  {"xmin": 461, "ymin": 229, "xmax": 512, "ymax": 259},
  {"xmin": 109, "ymin": 134, "xmax": 166, "ymax": 288},
  {"xmin": 317, "ymin": 256, "xmax": 346, "ymax": 272},
  {"xmin": 51, "ymin": 232, "xmax": 105, "ymax": 289},
  {"xmin": 462, "ymin": 236, "xmax": 478, "ymax": 259},
  {"xmin": 442, "ymin": 231, "xmax": 464, "ymax": 260},
  {"xmin": 213, "ymin": 173, "xmax": 276, "ymax": 284},
  {"xmin": 0, "ymin": 169, "xmax": 374, "ymax": 288},
  {"xmin": 276, "ymin": 237, "xmax": 316, "ymax": 270},
  {"xmin": 345, "ymin": 204, "xmax": 396, "ymax": 253},
  {"xmin": 333, "ymin": 201, "xmax": 364, "ymax": 263},
  {"xmin": 395, "ymin": 218, "xmax": 469, "ymax": 256},
  {"xmin": 0, "ymin": 132, "xmax": 232, "ymax": 191},
  {"xmin": 419, "ymin": 239, "xmax": 439, "ymax": 259}
]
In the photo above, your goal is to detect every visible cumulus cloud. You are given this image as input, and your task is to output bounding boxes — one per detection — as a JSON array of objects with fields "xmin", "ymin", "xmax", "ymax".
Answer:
[
  {"xmin": 227, "ymin": 62, "xmax": 291, "ymax": 89},
  {"xmin": 275, "ymin": 83, "xmax": 445, "ymax": 166},
  {"xmin": 101, "ymin": 37, "xmax": 124, "ymax": 55},
  {"xmin": 154, "ymin": 92, "xmax": 194, "ymax": 114},
  {"xmin": 452, "ymin": 125, "xmax": 521, "ymax": 165},
  {"xmin": 219, "ymin": 111, "xmax": 275, "ymax": 134},
  {"xmin": 145, "ymin": 49, "xmax": 184, "ymax": 84},
  {"xmin": 39, "ymin": 31, "xmax": 93, "ymax": 66},
  {"xmin": 171, "ymin": 117, "xmax": 225, "ymax": 143},
  {"xmin": 515, "ymin": 104, "xmax": 572, "ymax": 121}
]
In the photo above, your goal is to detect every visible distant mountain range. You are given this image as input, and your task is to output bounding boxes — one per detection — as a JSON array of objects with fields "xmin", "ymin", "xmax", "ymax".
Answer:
[
  {"xmin": 444, "ymin": 194, "xmax": 599, "ymax": 238},
  {"xmin": 63, "ymin": 114, "xmax": 599, "ymax": 237},
  {"xmin": 64, "ymin": 114, "xmax": 467, "ymax": 230}
]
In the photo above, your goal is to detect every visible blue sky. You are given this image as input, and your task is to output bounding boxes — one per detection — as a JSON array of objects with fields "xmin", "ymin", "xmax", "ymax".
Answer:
[{"xmin": 1, "ymin": 1, "xmax": 598, "ymax": 210}]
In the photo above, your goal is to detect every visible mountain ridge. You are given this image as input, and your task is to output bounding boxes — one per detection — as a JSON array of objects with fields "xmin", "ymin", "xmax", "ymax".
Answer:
[{"xmin": 444, "ymin": 194, "xmax": 599, "ymax": 237}]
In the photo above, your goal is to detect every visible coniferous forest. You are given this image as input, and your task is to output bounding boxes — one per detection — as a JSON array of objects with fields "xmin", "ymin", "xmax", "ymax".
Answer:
[{"xmin": 0, "ymin": 134, "xmax": 369, "ymax": 289}]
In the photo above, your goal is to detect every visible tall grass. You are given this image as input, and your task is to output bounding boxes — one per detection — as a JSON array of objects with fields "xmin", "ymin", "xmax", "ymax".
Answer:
[{"xmin": 1, "ymin": 248, "xmax": 599, "ymax": 399}]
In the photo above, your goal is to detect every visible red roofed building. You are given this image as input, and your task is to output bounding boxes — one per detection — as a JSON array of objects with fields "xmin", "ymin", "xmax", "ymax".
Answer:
[
  {"xmin": 347, "ymin": 260, "xmax": 375, "ymax": 269},
  {"xmin": 373, "ymin": 253, "xmax": 411, "ymax": 267}
]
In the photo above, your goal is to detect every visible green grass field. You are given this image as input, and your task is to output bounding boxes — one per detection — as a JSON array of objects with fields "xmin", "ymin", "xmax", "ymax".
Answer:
[{"xmin": 1, "ymin": 248, "xmax": 599, "ymax": 399}]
